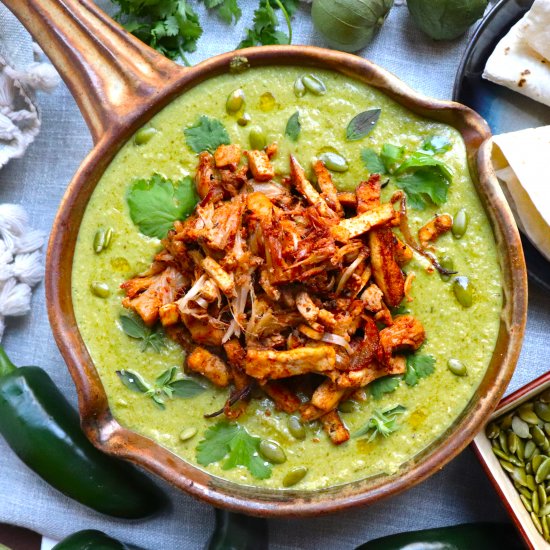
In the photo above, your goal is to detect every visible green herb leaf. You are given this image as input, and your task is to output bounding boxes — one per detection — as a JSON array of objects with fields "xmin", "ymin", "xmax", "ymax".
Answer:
[
  {"xmin": 285, "ymin": 111, "xmax": 300, "ymax": 142},
  {"xmin": 119, "ymin": 314, "xmax": 148, "ymax": 340},
  {"xmin": 116, "ymin": 369, "xmax": 151, "ymax": 393},
  {"xmin": 370, "ymin": 376, "xmax": 401, "ymax": 400},
  {"xmin": 238, "ymin": 0, "xmax": 291, "ymax": 47},
  {"xmin": 127, "ymin": 173, "xmax": 198, "ymax": 239},
  {"xmin": 346, "ymin": 109, "xmax": 381, "ymax": 141},
  {"xmin": 422, "ymin": 135, "xmax": 452, "ymax": 154},
  {"xmin": 353, "ymin": 405, "xmax": 407, "ymax": 441},
  {"xmin": 203, "ymin": 0, "xmax": 242, "ymax": 24},
  {"xmin": 197, "ymin": 421, "xmax": 272, "ymax": 479},
  {"xmin": 361, "ymin": 148, "xmax": 386, "ymax": 174},
  {"xmin": 143, "ymin": 328, "xmax": 166, "ymax": 353},
  {"xmin": 112, "ymin": 0, "xmax": 202, "ymax": 63},
  {"xmin": 184, "ymin": 116, "xmax": 230, "ymax": 154},
  {"xmin": 396, "ymin": 168, "xmax": 449, "ymax": 210},
  {"xmin": 395, "ymin": 152, "xmax": 453, "ymax": 182},
  {"xmin": 380, "ymin": 144, "xmax": 405, "ymax": 173},
  {"xmin": 404, "ymin": 353, "xmax": 436, "ymax": 387},
  {"xmin": 156, "ymin": 366, "xmax": 177, "ymax": 387},
  {"xmin": 169, "ymin": 379, "xmax": 207, "ymax": 398}
]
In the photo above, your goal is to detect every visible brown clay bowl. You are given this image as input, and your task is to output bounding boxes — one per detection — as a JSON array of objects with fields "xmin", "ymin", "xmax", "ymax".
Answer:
[{"xmin": 7, "ymin": 0, "xmax": 528, "ymax": 517}]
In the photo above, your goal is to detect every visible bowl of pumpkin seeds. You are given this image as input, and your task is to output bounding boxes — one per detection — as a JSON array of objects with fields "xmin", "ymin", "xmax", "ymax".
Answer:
[{"xmin": 474, "ymin": 372, "xmax": 550, "ymax": 549}]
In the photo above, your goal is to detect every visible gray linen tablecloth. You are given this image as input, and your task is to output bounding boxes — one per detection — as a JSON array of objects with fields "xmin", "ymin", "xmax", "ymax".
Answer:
[{"xmin": 1, "ymin": 2, "xmax": 549, "ymax": 548}]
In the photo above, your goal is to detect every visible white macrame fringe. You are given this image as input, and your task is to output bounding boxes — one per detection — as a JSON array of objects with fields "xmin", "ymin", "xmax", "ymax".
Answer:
[{"xmin": 0, "ymin": 203, "xmax": 44, "ymax": 341}]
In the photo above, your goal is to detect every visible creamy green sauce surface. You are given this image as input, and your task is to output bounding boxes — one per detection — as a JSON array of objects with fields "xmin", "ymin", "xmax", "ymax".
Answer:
[{"xmin": 72, "ymin": 66, "xmax": 502, "ymax": 490}]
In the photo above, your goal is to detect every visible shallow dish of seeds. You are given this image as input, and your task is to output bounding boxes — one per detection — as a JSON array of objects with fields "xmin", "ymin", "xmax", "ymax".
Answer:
[{"xmin": 473, "ymin": 372, "xmax": 550, "ymax": 549}]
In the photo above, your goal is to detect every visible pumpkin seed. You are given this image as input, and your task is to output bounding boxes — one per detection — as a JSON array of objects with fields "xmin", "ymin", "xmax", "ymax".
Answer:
[
  {"xmin": 536, "ymin": 458, "xmax": 550, "ymax": 484},
  {"xmin": 302, "ymin": 74, "xmax": 326, "ymax": 96},
  {"xmin": 517, "ymin": 437, "xmax": 526, "ymax": 461},
  {"xmin": 447, "ymin": 358, "xmax": 467, "ymax": 377},
  {"xmin": 543, "ymin": 515, "xmax": 550, "ymax": 540},
  {"xmin": 249, "ymin": 126, "xmax": 267, "ymax": 150},
  {"xmin": 544, "ymin": 423, "xmax": 550, "ymax": 437},
  {"xmin": 288, "ymin": 415, "xmax": 306, "ymax": 440},
  {"xmin": 511, "ymin": 466, "xmax": 528, "ymax": 487},
  {"xmin": 338, "ymin": 400, "xmax": 357, "ymax": 413},
  {"xmin": 519, "ymin": 403, "xmax": 540, "ymax": 425},
  {"xmin": 282, "ymin": 466, "xmax": 308, "ymax": 487},
  {"xmin": 90, "ymin": 281, "xmax": 110, "ymax": 298},
  {"xmin": 525, "ymin": 440, "xmax": 537, "ymax": 460},
  {"xmin": 226, "ymin": 89, "xmax": 245, "ymax": 115},
  {"xmin": 319, "ymin": 151, "xmax": 348, "ymax": 172},
  {"xmin": 527, "ymin": 462, "xmax": 533, "ymax": 475},
  {"xmin": 259, "ymin": 440, "xmax": 287, "ymax": 464},
  {"xmin": 499, "ymin": 430, "xmax": 509, "ymax": 454},
  {"xmin": 521, "ymin": 494, "xmax": 533, "ymax": 512},
  {"xmin": 539, "ymin": 484, "xmax": 547, "ymax": 507},
  {"xmin": 533, "ymin": 426, "xmax": 549, "ymax": 450},
  {"xmin": 452, "ymin": 276, "xmax": 473, "ymax": 308},
  {"xmin": 134, "ymin": 127, "xmax": 158, "ymax": 145},
  {"xmin": 528, "ymin": 474, "xmax": 537, "ymax": 491},
  {"xmin": 533, "ymin": 488, "xmax": 541, "ymax": 514},
  {"xmin": 492, "ymin": 447, "xmax": 510, "ymax": 461},
  {"xmin": 533, "ymin": 455, "xmax": 546, "ymax": 474},
  {"xmin": 539, "ymin": 503, "xmax": 550, "ymax": 517},
  {"xmin": 486, "ymin": 422, "xmax": 500, "ymax": 439},
  {"xmin": 512, "ymin": 415, "xmax": 531, "ymax": 439},
  {"xmin": 501, "ymin": 413, "xmax": 514, "ymax": 430},
  {"xmin": 532, "ymin": 512, "xmax": 544, "ymax": 535},
  {"xmin": 237, "ymin": 113, "xmax": 251, "ymax": 126},
  {"xmin": 499, "ymin": 460, "xmax": 514, "ymax": 474},
  {"xmin": 179, "ymin": 427, "xmax": 197, "ymax": 441},
  {"xmin": 452, "ymin": 208, "xmax": 469, "ymax": 239},
  {"xmin": 540, "ymin": 389, "xmax": 550, "ymax": 403},
  {"xmin": 438, "ymin": 255, "xmax": 454, "ymax": 282},
  {"xmin": 507, "ymin": 455, "xmax": 524, "ymax": 467},
  {"xmin": 519, "ymin": 487, "xmax": 533, "ymax": 500},
  {"xmin": 536, "ymin": 402, "xmax": 550, "ymax": 423},
  {"xmin": 293, "ymin": 77, "xmax": 306, "ymax": 97}
]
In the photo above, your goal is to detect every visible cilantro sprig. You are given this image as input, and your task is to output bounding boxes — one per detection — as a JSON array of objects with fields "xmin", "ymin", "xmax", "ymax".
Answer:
[
  {"xmin": 353, "ymin": 405, "xmax": 407, "ymax": 441},
  {"xmin": 197, "ymin": 421, "xmax": 272, "ymax": 479},
  {"xmin": 126, "ymin": 173, "xmax": 198, "ymax": 239},
  {"xmin": 116, "ymin": 366, "xmax": 206, "ymax": 409},
  {"xmin": 238, "ymin": 0, "xmax": 293, "ymax": 48},
  {"xmin": 184, "ymin": 116, "xmax": 230, "ymax": 154}
]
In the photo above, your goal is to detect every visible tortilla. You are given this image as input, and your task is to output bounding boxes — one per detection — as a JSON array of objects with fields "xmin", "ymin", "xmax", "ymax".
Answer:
[
  {"xmin": 483, "ymin": 1, "xmax": 550, "ymax": 108},
  {"xmin": 518, "ymin": 0, "xmax": 550, "ymax": 63},
  {"xmin": 492, "ymin": 125, "xmax": 550, "ymax": 261}
]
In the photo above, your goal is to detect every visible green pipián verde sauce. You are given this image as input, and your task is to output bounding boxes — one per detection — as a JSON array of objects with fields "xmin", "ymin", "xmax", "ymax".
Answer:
[{"xmin": 72, "ymin": 66, "xmax": 502, "ymax": 490}]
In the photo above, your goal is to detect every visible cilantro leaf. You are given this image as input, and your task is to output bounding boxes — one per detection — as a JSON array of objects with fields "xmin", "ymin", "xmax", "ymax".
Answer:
[
  {"xmin": 396, "ymin": 168, "xmax": 449, "ymax": 210},
  {"xmin": 395, "ymin": 152, "xmax": 453, "ymax": 182},
  {"xmin": 370, "ymin": 376, "xmax": 401, "ymax": 400},
  {"xmin": 404, "ymin": 353, "xmax": 436, "ymax": 387},
  {"xmin": 203, "ymin": 0, "xmax": 242, "ymax": 24},
  {"xmin": 353, "ymin": 405, "xmax": 407, "ymax": 441},
  {"xmin": 127, "ymin": 173, "xmax": 198, "ymax": 239},
  {"xmin": 380, "ymin": 144, "xmax": 405, "ymax": 173},
  {"xmin": 361, "ymin": 148, "xmax": 385, "ymax": 174},
  {"xmin": 238, "ymin": 0, "xmax": 291, "ymax": 48},
  {"xmin": 197, "ymin": 421, "xmax": 272, "ymax": 479},
  {"xmin": 422, "ymin": 135, "xmax": 452, "ymax": 155},
  {"xmin": 285, "ymin": 111, "xmax": 300, "ymax": 142},
  {"xmin": 112, "ymin": 0, "xmax": 202, "ymax": 62},
  {"xmin": 184, "ymin": 116, "xmax": 230, "ymax": 154}
]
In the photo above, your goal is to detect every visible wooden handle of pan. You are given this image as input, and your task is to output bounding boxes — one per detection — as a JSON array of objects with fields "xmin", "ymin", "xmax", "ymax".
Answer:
[{"xmin": 4, "ymin": 0, "xmax": 188, "ymax": 143}]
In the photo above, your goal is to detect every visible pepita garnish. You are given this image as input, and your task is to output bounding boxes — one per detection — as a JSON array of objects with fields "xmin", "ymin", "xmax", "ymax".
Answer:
[{"xmin": 490, "ymin": 387, "xmax": 550, "ymax": 542}]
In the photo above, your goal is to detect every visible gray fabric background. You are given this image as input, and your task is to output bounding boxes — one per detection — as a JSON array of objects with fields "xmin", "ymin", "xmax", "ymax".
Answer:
[{"xmin": 0, "ymin": 1, "xmax": 549, "ymax": 548}]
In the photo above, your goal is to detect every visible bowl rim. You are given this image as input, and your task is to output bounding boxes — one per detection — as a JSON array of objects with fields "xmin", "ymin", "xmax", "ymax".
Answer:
[
  {"xmin": 46, "ymin": 45, "xmax": 528, "ymax": 517},
  {"xmin": 472, "ymin": 371, "xmax": 550, "ymax": 549}
]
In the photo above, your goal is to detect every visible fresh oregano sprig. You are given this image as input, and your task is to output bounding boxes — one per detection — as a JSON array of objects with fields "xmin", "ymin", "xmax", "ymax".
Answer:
[
  {"xmin": 119, "ymin": 314, "xmax": 166, "ymax": 352},
  {"xmin": 116, "ymin": 367, "xmax": 206, "ymax": 409}
]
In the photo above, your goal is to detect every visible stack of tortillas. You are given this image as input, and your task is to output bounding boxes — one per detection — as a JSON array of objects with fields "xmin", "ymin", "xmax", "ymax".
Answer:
[
  {"xmin": 492, "ymin": 126, "xmax": 550, "ymax": 262},
  {"xmin": 483, "ymin": 0, "xmax": 550, "ymax": 106}
]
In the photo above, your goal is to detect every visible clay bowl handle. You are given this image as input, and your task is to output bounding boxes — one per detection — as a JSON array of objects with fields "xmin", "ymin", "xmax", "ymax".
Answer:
[{"xmin": 3, "ymin": 0, "xmax": 188, "ymax": 144}]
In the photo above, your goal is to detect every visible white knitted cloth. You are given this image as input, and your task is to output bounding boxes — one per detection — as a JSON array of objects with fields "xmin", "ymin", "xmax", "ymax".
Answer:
[{"xmin": 0, "ymin": 4, "xmax": 59, "ymax": 169}]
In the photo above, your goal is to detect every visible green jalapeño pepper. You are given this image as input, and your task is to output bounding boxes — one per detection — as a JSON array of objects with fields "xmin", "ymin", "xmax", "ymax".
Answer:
[
  {"xmin": 206, "ymin": 509, "xmax": 269, "ymax": 550},
  {"xmin": 52, "ymin": 529, "xmax": 146, "ymax": 550},
  {"xmin": 0, "ymin": 346, "xmax": 167, "ymax": 518}
]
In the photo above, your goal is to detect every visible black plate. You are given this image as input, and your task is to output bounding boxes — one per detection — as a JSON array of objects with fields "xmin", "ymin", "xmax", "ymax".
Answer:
[{"xmin": 453, "ymin": 0, "xmax": 550, "ymax": 291}]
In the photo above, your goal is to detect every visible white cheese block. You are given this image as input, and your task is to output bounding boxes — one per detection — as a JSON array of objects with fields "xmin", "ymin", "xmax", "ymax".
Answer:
[
  {"xmin": 492, "ymin": 125, "xmax": 550, "ymax": 261},
  {"xmin": 483, "ymin": 0, "xmax": 550, "ymax": 108}
]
